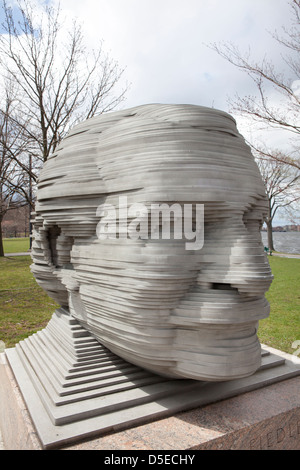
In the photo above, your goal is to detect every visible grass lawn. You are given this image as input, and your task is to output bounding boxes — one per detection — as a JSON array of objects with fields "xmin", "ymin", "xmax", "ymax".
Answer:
[
  {"xmin": 258, "ymin": 256, "xmax": 300, "ymax": 354},
  {"xmin": 3, "ymin": 237, "xmax": 30, "ymax": 253},
  {"xmin": 0, "ymin": 255, "xmax": 58, "ymax": 347},
  {"xmin": 0, "ymin": 253, "xmax": 299, "ymax": 354}
]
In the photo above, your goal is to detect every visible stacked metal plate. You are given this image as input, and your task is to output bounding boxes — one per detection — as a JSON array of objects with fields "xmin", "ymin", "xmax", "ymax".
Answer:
[{"xmin": 30, "ymin": 104, "xmax": 273, "ymax": 381}]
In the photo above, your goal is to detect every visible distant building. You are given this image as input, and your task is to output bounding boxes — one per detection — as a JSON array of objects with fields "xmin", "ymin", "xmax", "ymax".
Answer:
[
  {"xmin": 261, "ymin": 224, "xmax": 300, "ymax": 232},
  {"xmin": 2, "ymin": 205, "xmax": 31, "ymax": 237},
  {"xmin": 271, "ymin": 224, "xmax": 300, "ymax": 232}
]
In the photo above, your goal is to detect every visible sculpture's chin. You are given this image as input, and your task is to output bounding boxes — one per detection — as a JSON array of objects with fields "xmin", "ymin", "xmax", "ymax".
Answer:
[{"xmin": 73, "ymin": 309, "xmax": 263, "ymax": 381}]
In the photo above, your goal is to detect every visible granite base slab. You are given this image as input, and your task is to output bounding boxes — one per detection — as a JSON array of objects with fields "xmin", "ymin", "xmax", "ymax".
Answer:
[
  {"xmin": 65, "ymin": 376, "xmax": 300, "ymax": 450},
  {"xmin": 1, "ymin": 340, "xmax": 300, "ymax": 450}
]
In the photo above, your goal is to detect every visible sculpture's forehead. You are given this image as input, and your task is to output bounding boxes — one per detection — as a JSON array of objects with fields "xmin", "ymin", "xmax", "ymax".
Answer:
[
  {"xmin": 36, "ymin": 103, "xmax": 266, "ymax": 206},
  {"xmin": 67, "ymin": 103, "xmax": 238, "ymax": 131}
]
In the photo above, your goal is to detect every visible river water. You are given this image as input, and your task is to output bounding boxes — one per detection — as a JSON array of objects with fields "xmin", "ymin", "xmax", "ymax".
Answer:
[{"xmin": 261, "ymin": 231, "xmax": 300, "ymax": 254}]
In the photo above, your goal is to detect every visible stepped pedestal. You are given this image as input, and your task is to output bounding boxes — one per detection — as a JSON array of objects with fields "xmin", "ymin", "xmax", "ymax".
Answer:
[{"xmin": 1, "ymin": 309, "xmax": 300, "ymax": 449}]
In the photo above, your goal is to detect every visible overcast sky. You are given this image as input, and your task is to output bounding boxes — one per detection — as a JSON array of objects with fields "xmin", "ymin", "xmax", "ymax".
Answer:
[
  {"xmin": 51, "ymin": 1, "xmax": 297, "ymax": 148},
  {"xmin": 1, "ymin": 0, "xmax": 298, "ymax": 224},
  {"xmin": 52, "ymin": 0, "xmax": 293, "ymax": 110},
  {"xmin": 1, "ymin": 0, "xmax": 295, "ymax": 133}
]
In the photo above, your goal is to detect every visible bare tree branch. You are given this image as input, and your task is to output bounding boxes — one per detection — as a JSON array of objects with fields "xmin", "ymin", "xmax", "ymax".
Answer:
[
  {"xmin": 0, "ymin": 81, "xmax": 33, "ymax": 255},
  {"xmin": 255, "ymin": 151, "xmax": 300, "ymax": 249},
  {"xmin": 0, "ymin": 0, "xmax": 128, "ymax": 162},
  {"xmin": 208, "ymin": 0, "xmax": 300, "ymax": 249},
  {"xmin": 208, "ymin": 0, "xmax": 300, "ymax": 173}
]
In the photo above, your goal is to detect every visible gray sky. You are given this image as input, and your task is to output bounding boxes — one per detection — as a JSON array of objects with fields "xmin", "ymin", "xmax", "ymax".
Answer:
[
  {"xmin": 56, "ymin": 1, "xmax": 297, "ymax": 146},
  {"xmin": 1, "ymin": 0, "xmax": 295, "ymax": 133},
  {"xmin": 54, "ymin": 0, "xmax": 293, "ymax": 110}
]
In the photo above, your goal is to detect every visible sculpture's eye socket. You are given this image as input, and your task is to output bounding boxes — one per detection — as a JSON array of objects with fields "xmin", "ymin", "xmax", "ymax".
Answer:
[
  {"xmin": 45, "ymin": 225, "xmax": 74, "ymax": 270},
  {"xmin": 47, "ymin": 225, "xmax": 61, "ymax": 267}
]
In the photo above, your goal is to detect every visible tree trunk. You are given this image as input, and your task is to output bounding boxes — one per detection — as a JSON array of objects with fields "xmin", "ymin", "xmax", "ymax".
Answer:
[
  {"xmin": 266, "ymin": 219, "xmax": 275, "ymax": 251},
  {"xmin": 0, "ymin": 216, "xmax": 4, "ymax": 257}
]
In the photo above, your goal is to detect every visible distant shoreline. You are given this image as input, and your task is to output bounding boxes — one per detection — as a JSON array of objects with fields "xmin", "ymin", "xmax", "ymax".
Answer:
[{"xmin": 261, "ymin": 224, "xmax": 300, "ymax": 233}]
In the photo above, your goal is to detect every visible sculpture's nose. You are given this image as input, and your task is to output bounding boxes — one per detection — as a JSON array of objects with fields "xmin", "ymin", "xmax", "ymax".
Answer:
[
  {"xmin": 216, "ymin": 233, "xmax": 273, "ymax": 296},
  {"xmin": 170, "ymin": 224, "xmax": 273, "ymax": 382},
  {"xmin": 195, "ymin": 219, "xmax": 273, "ymax": 297}
]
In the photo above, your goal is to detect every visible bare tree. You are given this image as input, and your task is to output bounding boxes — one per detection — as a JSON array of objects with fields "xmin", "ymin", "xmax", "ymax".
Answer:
[
  {"xmin": 0, "ymin": 0, "xmax": 127, "ymax": 163},
  {"xmin": 255, "ymin": 152, "xmax": 300, "ymax": 251},
  {"xmin": 209, "ymin": 0, "xmax": 300, "ymax": 171},
  {"xmin": 0, "ymin": 84, "xmax": 30, "ymax": 256}
]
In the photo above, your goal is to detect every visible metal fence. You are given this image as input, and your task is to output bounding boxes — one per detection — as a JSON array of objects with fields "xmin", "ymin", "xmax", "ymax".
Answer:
[{"xmin": 2, "ymin": 230, "xmax": 30, "ymax": 238}]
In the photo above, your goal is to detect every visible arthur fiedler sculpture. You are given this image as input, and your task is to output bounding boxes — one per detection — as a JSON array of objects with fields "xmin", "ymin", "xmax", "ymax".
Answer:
[{"xmin": 31, "ymin": 104, "xmax": 273, "ymax": 382}]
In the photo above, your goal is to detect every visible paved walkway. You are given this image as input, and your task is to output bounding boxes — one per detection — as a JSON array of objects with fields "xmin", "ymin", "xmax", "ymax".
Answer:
[
  {"xmin": 4, "ymin": 252, "xmax": 31, "ymax": 257},
  {"xmin": 4, "ymin": 251, "xmax": 300, "ymax": 259},
  {"xmin": 0, "ymin": 431, "xmax": 4, "ymax": 450},
  {"xmin": 271, "ymin": 252, "xmax": 300, "ymax": 259}
]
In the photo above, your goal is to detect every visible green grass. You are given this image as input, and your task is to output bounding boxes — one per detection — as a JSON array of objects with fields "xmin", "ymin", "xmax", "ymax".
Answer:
[
  {"xmin": 3, "ymin": 237, "xmax": 30, "ymax": 253},
  {"xmin": 258, "ymin": 256, "xmax": 300, "ymax": 354},
  {"xmin": 0, "ymin": 255, "xmax": 58, "ymax": 347},
  {"xmin": 0, "ymin": 254, "xmax": 299, "ymax": 354}
]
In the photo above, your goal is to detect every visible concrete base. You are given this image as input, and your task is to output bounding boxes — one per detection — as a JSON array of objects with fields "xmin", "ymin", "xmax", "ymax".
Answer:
[
  {"xmin": 66, "ymin": 376, "xmax": 300, "ymax": 451},
  {"xmin": 0, "ymin": 353, "xmax": 41, "ymax": 450},
  {"xmin": 1, "ymin": 342, "xmax": 300, "ymax": 450}
]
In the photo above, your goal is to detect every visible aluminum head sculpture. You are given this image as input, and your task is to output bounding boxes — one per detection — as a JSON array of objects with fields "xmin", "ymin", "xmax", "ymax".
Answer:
[{"xmin": 31, "ymin": 103, "xmax": 273, "ymax": 381}]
